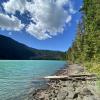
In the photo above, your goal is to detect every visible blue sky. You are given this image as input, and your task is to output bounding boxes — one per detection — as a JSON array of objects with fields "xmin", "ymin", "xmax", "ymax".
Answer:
[{"xmin": 0, "ymin": 0, "xmax": 83, "ymax": 51}]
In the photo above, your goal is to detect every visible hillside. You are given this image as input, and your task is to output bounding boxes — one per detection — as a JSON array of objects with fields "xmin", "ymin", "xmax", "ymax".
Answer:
[
  {"xmin": 66, "ymin": 0, "xmax": 100, "ymax": 74},
  {"xmin": 0, "ymin": 35, "xmax": 65, "ymax": 60}
]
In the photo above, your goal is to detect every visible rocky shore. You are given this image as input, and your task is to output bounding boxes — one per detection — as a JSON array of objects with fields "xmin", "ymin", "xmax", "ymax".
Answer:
[{"xmin": 27, "ymin": 64, "xmax": 100, "ymax": 100}]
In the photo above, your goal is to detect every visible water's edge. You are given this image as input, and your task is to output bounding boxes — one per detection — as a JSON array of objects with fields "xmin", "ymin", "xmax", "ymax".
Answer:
[
  {"xmin": 0, "ymin": 60, "xmax": 66, "ymax": 100},
  {"xmin": 26, "ymin": 63, "xmax": 68, "ymax": 100},
  {"xmin": 29, "ymin": 64, "xmax": 100, "ymax": 100}
]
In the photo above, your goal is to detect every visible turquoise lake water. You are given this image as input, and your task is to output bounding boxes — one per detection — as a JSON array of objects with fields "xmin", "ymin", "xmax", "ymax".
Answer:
[{"xmin": 0, "ymin": 60, "xmax": 66, "ymax": 100}]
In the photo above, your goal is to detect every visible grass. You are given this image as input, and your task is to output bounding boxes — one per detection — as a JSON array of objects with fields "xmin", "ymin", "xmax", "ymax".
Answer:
[
  {"xmin": 84, "ymin": 62, "xmax": 100, "ymax": 91},
  {"xmin": 84, "ymin": 62, "xmax": 100, "ymax": 75}
]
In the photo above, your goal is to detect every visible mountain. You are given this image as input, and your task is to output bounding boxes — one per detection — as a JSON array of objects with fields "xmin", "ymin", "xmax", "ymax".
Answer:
[{"xmin": 0, "ymin": 35, "xmax": 65, "ymax": 60}]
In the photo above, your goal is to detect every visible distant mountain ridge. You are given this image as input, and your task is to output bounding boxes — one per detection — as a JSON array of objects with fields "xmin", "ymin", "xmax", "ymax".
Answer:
[{"xmin": 0, "ymin": 35, "xmax": 65, "ymax": 60}]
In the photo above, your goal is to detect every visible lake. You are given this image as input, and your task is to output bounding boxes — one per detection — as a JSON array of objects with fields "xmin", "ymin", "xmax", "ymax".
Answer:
[{"xmin": 0, "ymin": 60, "xmax": 66, "ymax": 100}]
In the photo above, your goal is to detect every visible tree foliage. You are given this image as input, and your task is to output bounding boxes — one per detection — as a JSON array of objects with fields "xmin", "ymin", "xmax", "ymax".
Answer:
[{"xmin": 66, "ymin": 0, "xmax": 100, "ymax": 68}]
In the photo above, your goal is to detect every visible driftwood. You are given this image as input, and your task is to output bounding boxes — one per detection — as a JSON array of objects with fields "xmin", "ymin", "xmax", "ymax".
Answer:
[
  {"xmin": 69, "ymin": 74, "xmax": 96, "ymax": 77},
  {"xmin": 44, "ymin": 74, "xmax": 99, "ymax": 81}
]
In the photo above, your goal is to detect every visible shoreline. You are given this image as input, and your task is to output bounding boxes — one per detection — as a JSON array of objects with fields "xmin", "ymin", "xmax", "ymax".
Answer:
[{"xmin": 27, "ymin": 64, "xmax": 100, "ymax": 100}]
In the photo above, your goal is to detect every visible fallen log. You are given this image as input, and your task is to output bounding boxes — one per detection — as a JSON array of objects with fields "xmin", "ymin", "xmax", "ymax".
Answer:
[
  {"xmin": 44, "ymin": 74, "xmax": 99, "ymax": 81},
  {"xmin": 69, "ymin": 74, "xmax": 96, "ymax": 77},
  {"xmin": 44, "ymin": 75, "xmax": 69, "ymax": 79}
]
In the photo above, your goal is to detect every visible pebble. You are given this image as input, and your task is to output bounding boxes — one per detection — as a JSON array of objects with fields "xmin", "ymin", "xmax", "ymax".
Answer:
[{"xmin": 28, "ymin": 64, "xmax": 100, "ymax": 100}]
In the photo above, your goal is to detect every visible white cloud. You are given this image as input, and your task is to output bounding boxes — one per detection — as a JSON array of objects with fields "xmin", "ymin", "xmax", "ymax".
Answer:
[
  {"xmin": 2, "ymin": 0, "xmax": 76, "ymax": 40},
  {"xmin": 26, "ymin": 0, "xmax": 67, "ymax": 39},
  {"xmin": 66, "ymin": 15, "xmax": 72, "ymax": 23},
  {"xmin": 69, "ymin": 1, "xmax": 76, "ymax": 14},
  {"xmin": 26, "ymin": 0, "xmax": 75, "ymax": 40},
  {"xmin": 26, "ymin": 23, "xmax": 51, "ymax": 40},
  {"xmin": 0, "ymin": 13, "xmax": 24, "ymax": 31},
  {"xmin": 56, "ymin": 0, "xmax": 69, "ymax": 6},
  {"xmin": 3, "ymin": 0, "xmax": 26, "ymax": 14}
]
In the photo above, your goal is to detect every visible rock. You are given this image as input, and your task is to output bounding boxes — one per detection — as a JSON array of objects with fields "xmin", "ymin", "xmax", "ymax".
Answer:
[
  {"xmin": 29, "ymin": 65, "xmax": 100, "ymax": 100},
  {"xmin": 83, "ymin": 96, "xmax": 97, "ymax": 100},
  {"xmin": 73, "ymin": 93, "xmax": 79, "ymax": 99},
  {"xmin": 57, "ymin": 90, "xmax": 68, "ymax": 100},
  {"xmin": 77, "ymin": 95, "xmax": 83, "ymax": 100},
  {"xmin": 68, "ymin": 91, "xmax": 75, "ymax": 99},
  {"xmin": 80, "ymin": 88, "xmax": 93, "ymax": 96}
]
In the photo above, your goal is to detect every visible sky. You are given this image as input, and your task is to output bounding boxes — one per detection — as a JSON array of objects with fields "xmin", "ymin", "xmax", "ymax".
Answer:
[{"xmin": 0, "ymin": 0, "xmax": 83, "ymax": 51}]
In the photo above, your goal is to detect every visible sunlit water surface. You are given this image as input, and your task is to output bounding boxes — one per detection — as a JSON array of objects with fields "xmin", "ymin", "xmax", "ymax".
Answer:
[{"xmin": 0, "ymin": 60, "xmax": 66, "ymax": 100}]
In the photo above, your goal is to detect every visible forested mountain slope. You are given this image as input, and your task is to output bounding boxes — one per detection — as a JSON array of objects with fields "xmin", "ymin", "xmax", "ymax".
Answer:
[
  {"xmin": 0, "ymin": 35, "xmax": 65, "ymax": 60},
  {"xmin": 66, "ymin": 0, "xmax": 100, "ymax": 74}
]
